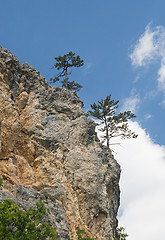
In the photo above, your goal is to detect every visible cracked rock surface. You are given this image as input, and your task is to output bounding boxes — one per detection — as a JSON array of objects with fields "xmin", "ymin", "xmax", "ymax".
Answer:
[{"xmin": 0, "ymin": 46, "xmax": 120, "ymax": 240}]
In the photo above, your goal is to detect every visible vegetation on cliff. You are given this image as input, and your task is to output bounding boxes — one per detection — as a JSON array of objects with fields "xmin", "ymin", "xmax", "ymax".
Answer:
[
  {"xmin": 49, "ymin": 51, "xmax": 137, "ymax": 148},
  {"xmin": 0, "ymin": 178, "xmax": 127, "ymax": 239},
  {"xmin": 50, "ymin": 52, "xmax": 84, "ymax": 92},
  {"xmin": 0, "ymin": 199, "xmax": 127, "ymax": 240},
  {"xmin": 0, "ymin": 199, "xmax": 57, "ymax": 240},
  {"xmin": 115, "ymin": 227, "xmax": 128, "ymax": 240},
  {"xmin": 89, "ymin": 94, "xmax": 137, "ymax": 147}
]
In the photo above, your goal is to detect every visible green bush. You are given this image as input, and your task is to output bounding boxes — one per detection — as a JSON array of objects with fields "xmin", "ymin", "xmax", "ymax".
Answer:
[
  {"xmin": 115, "ymin": 227, "xmax": 128, "ymax": 240},
  {"xmin": 0, "ymin": 178, "xmax": 3, "ymax": 188},
  {"xmin": 0, "ymin": 199, "xmax": 57, "ymax": 240},
  {"xmin": 0, "ymin": 196, "xmax": 127, "ymax": 240},
  {"xmin": 76, "ymin": 229, "xmax": 93, "ymax": 240}
]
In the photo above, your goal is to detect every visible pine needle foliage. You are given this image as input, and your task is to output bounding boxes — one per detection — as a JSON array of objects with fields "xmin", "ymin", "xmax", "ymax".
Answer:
[
  {"xmin": 50, "ymin": 52, "xmax": 84, "ymax": 92},
  {"xmin": 89, "ymin": 94, "xmax": 137, "ymax": 147}
]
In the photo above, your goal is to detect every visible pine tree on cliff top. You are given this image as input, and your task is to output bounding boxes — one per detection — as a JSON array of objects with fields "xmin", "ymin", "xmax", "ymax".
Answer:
[
  {"xmin": 50, "ymin": 52, "xmax": 84, "ymax": 92},
  {"xmin": 89, "ymin": 94, "xmax": 137, "ymax": 148}
]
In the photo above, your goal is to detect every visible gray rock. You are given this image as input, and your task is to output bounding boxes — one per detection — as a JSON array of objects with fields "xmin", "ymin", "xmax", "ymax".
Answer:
[
  {"xmin": 0, "ymin": 46, "xmax": 121, "ymax": 240},
  {"xmin": 0, "ymin": 186, "xmax": 69, "ymax": 240}
]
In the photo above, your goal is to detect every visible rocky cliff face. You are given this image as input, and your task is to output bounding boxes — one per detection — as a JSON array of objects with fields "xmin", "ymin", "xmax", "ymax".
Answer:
[{"xmin": 0, "ymin": 46, "xmax": 120, "ymax": 240}]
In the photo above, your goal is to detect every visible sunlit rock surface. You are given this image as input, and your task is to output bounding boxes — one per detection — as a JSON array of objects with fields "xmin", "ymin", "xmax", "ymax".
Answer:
[{"xmin": 0, "ymin": 46, "xmax": 120, "ymax": 240}]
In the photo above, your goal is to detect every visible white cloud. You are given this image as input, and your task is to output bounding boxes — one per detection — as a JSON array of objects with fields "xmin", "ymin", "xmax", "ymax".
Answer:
[
  {"xmin": 121, "ymin": 90, "xmax": 140, "ymax": 113},
  {"xmin": 130, "ymin": 23, "xmax": 165, "ymax": 96},
  {"xmin": 83, "ymin": 63, "xmax": 92, "ymax": 75},
  {"xmin": 108, "ymin": 122, "xmax": 165, "ymax": 240},
  {"xmin": 133, "ymin": 75, "xmax": 140, "ymax": 83},
  {"xmin": 144, "ymin": 89, "xmax": 158, "ymax": 100},
  {"xmin": 144, "ymin": 113, "xmax": 152, "ymax": 119},
  {"xmin": 160, "ymin": 96, "xmax": 165, "ymax": 106},
  {"xmin": 96, "ymin": 121, "xmax": 165, "ymax": 239},
  {"xmin": 130, "ymin": 24, "xmax": 159, "ymax": 67},
  {"xmin": 158, "ymin": 57, "xmax": 165, "ymax": 90}
]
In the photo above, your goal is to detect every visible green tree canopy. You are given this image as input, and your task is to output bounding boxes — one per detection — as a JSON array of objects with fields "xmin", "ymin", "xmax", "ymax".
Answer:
[
  {"xmin": 0, "ymin": 194, "xmax": 128, "ymax": 240},
  {"xmin": 50, "ymin": 52, "xmax": 84, "ymax": 92},
  {"xmin": 0, "ymin": 199, "xmax": 57, "ymax": 240},
  {"xmin": 89, "ymin": 94, "xmax": 137, "ymax": 147}
]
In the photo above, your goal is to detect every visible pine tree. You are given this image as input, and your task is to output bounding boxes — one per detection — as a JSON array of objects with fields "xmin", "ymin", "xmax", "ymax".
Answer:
[
  {"xmin": 50, "ymin": 52, "xmax": 84, "ymax": 92},
  {"xmin": 89, "ymin": 95, "xmax": 137, "ymax": 148}
]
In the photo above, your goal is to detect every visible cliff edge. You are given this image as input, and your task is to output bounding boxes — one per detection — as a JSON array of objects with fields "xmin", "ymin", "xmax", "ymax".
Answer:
[{"xmin": 0, "ymin": 46, "xmax": 120, "ymax": 239}]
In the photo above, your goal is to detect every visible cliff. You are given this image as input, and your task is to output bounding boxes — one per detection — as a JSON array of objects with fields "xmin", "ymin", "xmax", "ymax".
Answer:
[{"xmin": 0, "ymin": 46, "xmax": 121, "ymax": 240}]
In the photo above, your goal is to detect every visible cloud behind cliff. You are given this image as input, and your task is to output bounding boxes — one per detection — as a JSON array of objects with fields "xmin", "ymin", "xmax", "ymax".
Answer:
[{"xmin": 110, "ymin": 121, "xmax": 165, "ymax": 240}]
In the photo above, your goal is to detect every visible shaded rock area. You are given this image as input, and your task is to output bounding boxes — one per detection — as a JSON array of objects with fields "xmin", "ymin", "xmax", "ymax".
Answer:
[{"xmin": 0, "ymin": 46, "xmax": 121, "ymax": 239}]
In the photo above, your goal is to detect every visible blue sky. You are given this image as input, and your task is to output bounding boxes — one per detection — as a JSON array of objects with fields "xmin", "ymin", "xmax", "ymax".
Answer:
[
  {"xmin": 1, "ymin": 1, "xmax": 165, "ymax": 239},
  {"xmin": 1, "ymin": 0, "xmax": 165, "ymax": 144}
]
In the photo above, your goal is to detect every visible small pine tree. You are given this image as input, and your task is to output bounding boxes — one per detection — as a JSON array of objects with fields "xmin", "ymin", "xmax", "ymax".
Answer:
[
  {"xmin": 89, "ymin": 94, "xmax": 137, "ymax": 148},
  {"xmin": 50, "ymin": 52, "xmax": 84, "ymax": 92}
]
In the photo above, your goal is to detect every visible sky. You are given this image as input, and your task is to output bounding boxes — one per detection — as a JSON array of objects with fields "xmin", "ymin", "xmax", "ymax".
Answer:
[{"xmin": 0, "ymin": 1, "xmax": 165, "ymax": 239}]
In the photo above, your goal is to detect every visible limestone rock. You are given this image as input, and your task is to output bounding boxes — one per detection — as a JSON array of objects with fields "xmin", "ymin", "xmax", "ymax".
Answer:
[{"xmin": 0, "ymin": 46, "xmax": 120, "ymax": 239}]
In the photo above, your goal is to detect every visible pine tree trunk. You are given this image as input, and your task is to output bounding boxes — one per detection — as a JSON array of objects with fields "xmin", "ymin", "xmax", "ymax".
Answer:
[
  {"xmin": 65, "ymin": 70, "xmax": 68, "ymax": 89},
  {"xmin": 104, "ymin": 117, "xmax": 109, "ymax": 148},
  {"xmin": 106, "ymin": 127, "xmax": 109, "ymax": 148}
]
